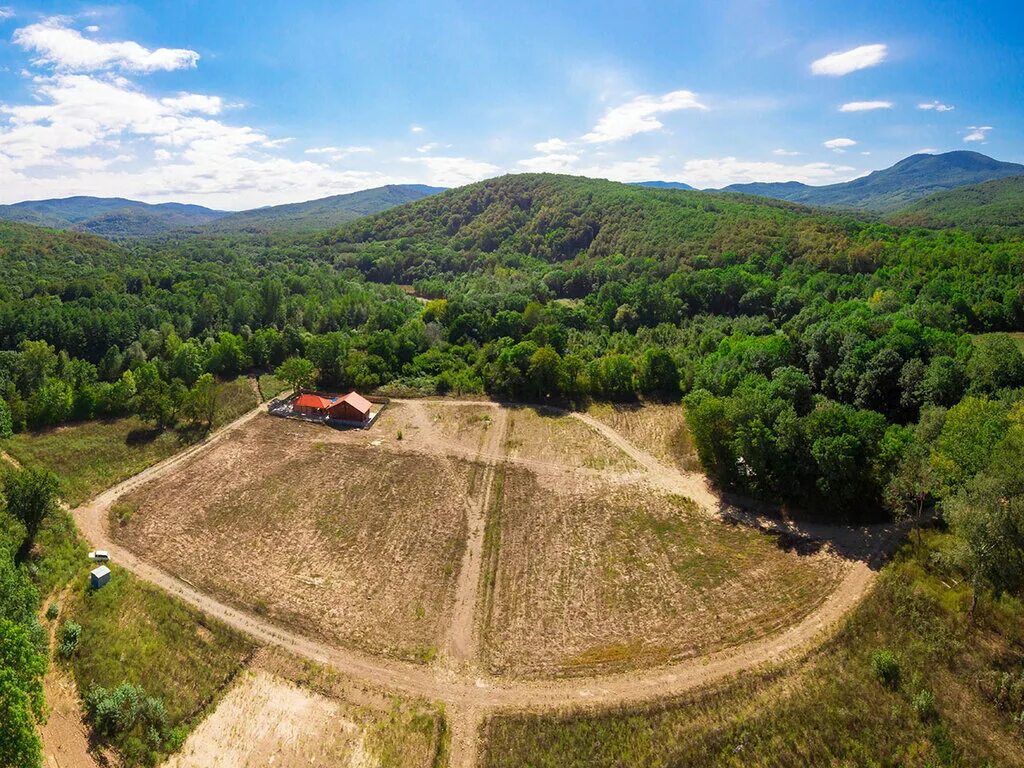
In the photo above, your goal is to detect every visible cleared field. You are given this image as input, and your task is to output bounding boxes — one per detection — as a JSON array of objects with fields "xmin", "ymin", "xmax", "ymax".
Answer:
[
  {"xmin": 480, "ymin": 535, "xmax": 1024, "ymax": 768},
  {"xmin": 165, "ymin": 668, "xmax": 443, "ymax": 768},
  {"xmin": 587, "ymin": 402, "xmax": 701, "ymax": 473},
  {"xmin": 113, "ymin": 414, "xmax": 474, "ymax": 662},
  {"xmin": 503, "ymin": 407, "xmax": 638, "ymax": 473},
  {"xmin": 481, "ymin": 466, "xmax": 844, "ymax": 678},
  {"xmin": 4, "ymin": 376, "xmax": 258, "ymax": 506}
]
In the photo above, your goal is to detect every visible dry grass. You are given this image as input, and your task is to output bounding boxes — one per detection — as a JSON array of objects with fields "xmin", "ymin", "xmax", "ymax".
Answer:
[
  {"xmin": 503, "ymin": 407, "xmax": 637, "ymax": 473},
  {"xmin": 113, "ymin": 414, "xmax": 474, "ymax": 662},
  {"xmin": 587, "ymin": 402, "xmax": 701, "ymax": 472},
  {"xmin": 480, "ymin": 466, "xmax": 844, "ymax": 678}
]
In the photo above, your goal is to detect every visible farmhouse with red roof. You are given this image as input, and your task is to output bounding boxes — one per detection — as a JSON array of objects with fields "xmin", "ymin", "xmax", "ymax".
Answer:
[{"xmin": 291, "ymin": 391, "xmax": 374, "ymax": 425}]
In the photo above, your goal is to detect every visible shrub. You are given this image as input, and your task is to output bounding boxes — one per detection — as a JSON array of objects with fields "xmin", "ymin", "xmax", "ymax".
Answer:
[
  {"xmin": 84, "ymin": 682, "xmax": 168, "ymax": 756},
  {"xmin": 45, "ymin": 602, "xmax": 59, "ymax": 620},
  {"xmin": 871, "ymin": 649, "xmax": 900, "ymax": 687},
  {"xmin": 57, "ymin": 620, "xmax": 81, "ymax": 659},
  {"xmin": 912, "ymin": 689, "xmax": 937, "ymax": 721}
]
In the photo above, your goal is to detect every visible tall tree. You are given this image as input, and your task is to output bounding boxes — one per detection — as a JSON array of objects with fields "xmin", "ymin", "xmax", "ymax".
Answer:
[{"xmin": 3, "ymin": 468, "xmax": 59, "ymax": 563}]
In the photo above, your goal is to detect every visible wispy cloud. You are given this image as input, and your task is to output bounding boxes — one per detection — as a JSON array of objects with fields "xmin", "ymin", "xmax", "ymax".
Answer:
[
  {"xmin": 581, "ymin": 89, "xmax": 707, "ymax": 143},
  {"xmin": 534, "ymin": 137, "xmax": 570, "ymax": 153},
  {"xmin": 772, "ymin": 148, "xmax": 801, "ymax": 156},
  {"xmin": 963, "ymin": 126, "xmax": 992, "ymax": 143},
  {"xmin": 681, "ymin": 157, "xmax": 855, "ymax": 187},
  {"xmin": 14, "ymin": 17, "xmax": 199, "ymax": 73},
  {"xmin": 811, "ymin": 44, "xmax": 887, "ymax": 76},
  {"xmin": 400, "ymin": 155, "xmax": 498, "ymax": 186},
  {"xmin": 918, "ymin": 100, "xmax": 954, "ymax": 112},
  {"xmin": 824, "ymin": 137, "xmax": 857, "ymax": 151},
  {"xmin": 0, "ymin": 7, "xmax": 14, "ymax": 20},
  {"xmin": 839, "ymin": 100, "xmax": 892, "ymax": 112},
  {"xmin": 410, "ymin": 124, "xmax": 424, "ymax": 134}
]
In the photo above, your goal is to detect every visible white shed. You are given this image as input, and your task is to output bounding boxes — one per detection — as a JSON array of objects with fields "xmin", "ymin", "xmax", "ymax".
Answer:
[{"xmin": 90, "ymin": 565, "xmax": 111, "ymax": 589}]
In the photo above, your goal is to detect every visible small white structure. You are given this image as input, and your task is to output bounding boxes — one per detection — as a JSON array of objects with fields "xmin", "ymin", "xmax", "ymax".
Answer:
[
  {"xmin": 90, "ymin": 565, "xmax": 111, "ymax": 589},
  {"xmin": 88, "ymin": 550, "xmax": 110, "ymax": 562}
]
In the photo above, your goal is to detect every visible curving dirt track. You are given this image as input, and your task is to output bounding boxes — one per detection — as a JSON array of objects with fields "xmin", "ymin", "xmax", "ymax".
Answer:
[{"xmin": 71, "ymin": 398, "xmax": 896, "ymax": 767}]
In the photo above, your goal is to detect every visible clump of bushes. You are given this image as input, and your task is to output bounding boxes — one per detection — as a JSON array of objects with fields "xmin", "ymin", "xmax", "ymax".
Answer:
[
  {"xmin": 992, "ymin": 668, "xmax": 1024, "ymax": 729},
  {"xmin": 871, "ymin": 649, "xmax": 900, "ymax": 687},
  {"xmin": 46, "ymin": 602, "xmax": 59, "ymax": 620},
  {"xmin": 57, "ymin": 620, "xmax": 81, "ymax": 659},
  {"xmin": 84, "ymin": 682, "xmax": 169, "ymax": 764}
]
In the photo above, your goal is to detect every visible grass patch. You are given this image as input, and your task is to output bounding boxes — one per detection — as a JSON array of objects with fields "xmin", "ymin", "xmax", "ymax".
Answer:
[
  {"xmin": 256, "ymin": 373, "xmax": 289, "ymax": 401},
  {"xmin": 2, "ymin": 376, "xmax": 258, "ymax": 507},
  {"xmin": 64, "ymin": 567, "xmax": 255, "ymax": 764},
  {"xmin": 480, "ymin": 531, "xmax": 1024, "ymax": 767}
]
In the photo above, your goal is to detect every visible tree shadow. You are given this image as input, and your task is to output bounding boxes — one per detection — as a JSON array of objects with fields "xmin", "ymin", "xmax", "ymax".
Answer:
[{"xmin": 125, "ymin": 426, "xmax": 164, "ymax": 446}]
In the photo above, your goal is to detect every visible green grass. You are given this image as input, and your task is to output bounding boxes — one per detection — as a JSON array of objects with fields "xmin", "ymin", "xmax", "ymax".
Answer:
[
  {"xmin": 2, "ymin": 376, "xmax": 258, "ymax": 506},
  {"xmin": 64, "ymin": 567, "xmax": 255, "ymax": 763},
  {"xmin": 256, "ymin": 373, "xmax": 289, "ymax": 401},
  {"xmin": 480, "ymin": 531, "xmax": 1024, "ymax": 768}
]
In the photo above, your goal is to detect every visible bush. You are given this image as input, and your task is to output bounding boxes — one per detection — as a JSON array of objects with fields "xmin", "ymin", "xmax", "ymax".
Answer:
[
  {"xmin": 912, "ymin": 689, "xmax": 937, "ymax": 721},
  {"xmin": 45, "ymin": 602, "xmax": 59, "ymax": 620},
  {"xmin": 84, "ymin": 682, "xmax": 168, "ymax": 760},
  {"xmin": 871, "ymin": 649, "xmax": 900, "ymax": 687},
  {"xmin": 57, "ymin": 620, "xmax": 81, "ymax": 659}
]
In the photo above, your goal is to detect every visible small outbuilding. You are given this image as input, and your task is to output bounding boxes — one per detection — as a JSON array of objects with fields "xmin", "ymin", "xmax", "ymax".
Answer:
[
  {"xmin": 90, "ymin": 565, "xmax": 111, "ymax": 590},
  {"xmin": 328, "ymin": 391, "xmax": 373, "ymax": 424}
]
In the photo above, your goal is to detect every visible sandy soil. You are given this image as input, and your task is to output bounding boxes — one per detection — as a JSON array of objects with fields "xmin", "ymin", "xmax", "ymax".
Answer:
[
  {"xmin": 165, "ymin": 670, "xmax": 371, "ymax": 768},
  {"xmin": 39, "ymin": 665, "xmax": 101, "ymax": 768},
  {"xmin": 587, "ymin": 402, "xmax": 701, "ymax": 472},
  {"xmin": 114, "ymin": 414, "xmax": 474, "ymax": 662}
]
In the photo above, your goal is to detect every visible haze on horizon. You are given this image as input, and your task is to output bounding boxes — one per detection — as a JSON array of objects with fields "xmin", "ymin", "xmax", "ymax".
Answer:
[{"xmin": 0, "ymin": 0, "xmax": 1019, "ymax": 210}]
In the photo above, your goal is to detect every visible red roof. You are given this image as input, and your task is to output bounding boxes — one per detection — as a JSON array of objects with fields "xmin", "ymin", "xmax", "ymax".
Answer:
[
  {"xmin": 293, "ymin": 393, "xmax": 338, "ymax": 410},
  {"xmin": 340, "ymin": 391, "xmax": 372, "ymax": 414}
]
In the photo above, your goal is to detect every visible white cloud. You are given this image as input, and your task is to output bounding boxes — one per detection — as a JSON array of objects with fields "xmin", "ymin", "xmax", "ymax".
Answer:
[
  {"xmin": 914, "ymin": 148, "xmax": 938, "ymax": 155},
  {"xmin": 534, "ymin": 137, "xmax": 570, "ymax": 153},
  {"xmin": 839, "ymin": 100, "xmax": 892, "ymax": 112},
  {"xmin": 302, "ymin": 145, "xmax": 372, "ymax": 162},
  {"xmin": 681, "ymin": 157, "xmax": 856, "ymax": 188},
  {"xmin": 811, "ymin": 44, "xmax": 887, "ymax": 76},
  {"xmin": 0, "ymin": 7, "xmax": 14, "ymax": 20},
  {"xmin": 581, "ymin": 89, "xmax": 707, "ymax": 143},
  {"xmin": 160, "ymin": 93, "xmax": 223, "ymax": 115},
  {"xmin": 416, "ymin": 142, "xmax": 441, "ymax": 153},
  {"xmin": 772, "ymin": 148, "xmax": 801, "ymax": 156},
  {"xmin": 577, "ymin": 156, "xmax": 667, "ymax": 182},
  {"xmin": 84, "ymin": 25, "xmax": 99, "ymax": 33},
  {"xmin": 963, "ymin": 126, "xmax": 992, "ymax": 143},
  {"xmin": 517, "ymin": 153, "xmax": 579, "ymax": 173},
  {"xmin": 400, "ymin": 155, "xmax": 498, "ymax": 186},
  {"xmin": 918, "ymin": 100, "xmax": 954, "ymax": 112},
  {"xmin": 14, "ymin": 18, "xmax": 199, "ymax": 73},
  {"xmin": 410, "ymin": 124, "xmax": 424, "ymax": 133},
  {"xmin": 824, "ymin": 137, "xmax": 857, "ymax": 151}
]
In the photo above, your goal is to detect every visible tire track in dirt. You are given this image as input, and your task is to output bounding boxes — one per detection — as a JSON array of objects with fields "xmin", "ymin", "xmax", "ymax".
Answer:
[
  {"xmin": 67, "ymin": 397, "xmax": 901, "ymax": 768},
  {"xmin": 443, "ymin": 405, "xmax": 509, "ymax": 667}
]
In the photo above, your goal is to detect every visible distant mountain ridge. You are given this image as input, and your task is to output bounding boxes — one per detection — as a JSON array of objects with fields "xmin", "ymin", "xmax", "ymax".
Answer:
[
  {"xmin": 0, "ymin": 184, "xmax": 445, "ymax": 238},
  {"xmin": 718, "ymin": 151, "xmax": 1024, "ymax": 211},
  {"xmin": 204, "ymin": 184, "xmax": 445, "ymax": 234},
  {"xmin": 0, "ymin": 197, "xmax": 226, "ymax": 237},
  {"xmin": 629, "ymin": 180, "xmax": 696, "ymax": 191}
]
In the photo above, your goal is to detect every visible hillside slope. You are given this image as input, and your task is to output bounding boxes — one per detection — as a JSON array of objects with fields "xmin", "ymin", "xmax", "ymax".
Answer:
[
  {"xmin": 720, "ymin": 151, "xmax": 1024, "ymax": 211},
  {"xmin": 0, "ymin": 197, "xmax": 225, "ymax": 237},
  {"xmin": 886, "ymin": 174, "xmax": 1024, "ymax": 234},
  {"xmin": 204, "ymin": 184, "xmax": 445, "ymax": 234}
]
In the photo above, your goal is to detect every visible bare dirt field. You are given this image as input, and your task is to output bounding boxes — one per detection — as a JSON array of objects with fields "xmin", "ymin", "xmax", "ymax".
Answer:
[
  {"xmin": 587, "ymin": 402, "xmax": 701, "ymax": 473},
  {"xmin": 112, "ymin": 413, "xmax": 475, "ymax": 662},
  {"xmin": 480, "ymin": 465, "xmax": 845, "ymax": 678}
]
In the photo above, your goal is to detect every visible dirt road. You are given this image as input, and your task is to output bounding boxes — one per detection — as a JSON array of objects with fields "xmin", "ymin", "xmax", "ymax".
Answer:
[{"xmin": 70, "ymin": 398, "xmax": 893, "ymax": 768}]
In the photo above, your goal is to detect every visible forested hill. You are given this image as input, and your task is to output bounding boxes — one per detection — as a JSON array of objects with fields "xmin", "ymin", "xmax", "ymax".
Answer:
[
  {"xmin": 202, "ymin": 183, "xmax": 445, "ymax": 234},
  {"xmin": 886, "ymin": 175, "xmax": 1024, "ymax": 235},
  {"xmin": 720, "ymin": 151, "xmax": 1024, "ymax": 211},
  {"xmin": 314, "ymin": 173, "xmax": 884, "ymax": 282},
  {"xmin": 0, "ymin": 196, "xmax": 226, "ymax": 238}
]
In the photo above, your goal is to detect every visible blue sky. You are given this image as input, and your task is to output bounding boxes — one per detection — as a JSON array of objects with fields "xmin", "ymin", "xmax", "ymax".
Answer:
[{"xmin": 0, "ymin": 0, "xmax": 1019, "ymax": 208}]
